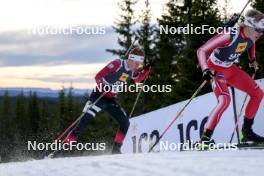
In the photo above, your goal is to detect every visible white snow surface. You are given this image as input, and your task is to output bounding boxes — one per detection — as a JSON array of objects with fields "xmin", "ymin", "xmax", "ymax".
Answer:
[{"xmin": 0, "ymin": 150, "xmax": 264, "ymax": 176}]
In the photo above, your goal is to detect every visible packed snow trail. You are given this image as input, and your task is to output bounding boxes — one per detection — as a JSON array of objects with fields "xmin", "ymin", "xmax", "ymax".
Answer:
[{"xmin": 0, "ymin": 150, "xmax": 264, "ymax": 176}]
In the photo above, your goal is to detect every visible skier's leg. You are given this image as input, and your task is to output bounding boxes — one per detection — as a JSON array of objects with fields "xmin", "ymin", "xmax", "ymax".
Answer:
[
  {"xmin": 227, "ymin": 65, "xmax": 264, "ymax": 142},
  {"xmin": 65, "ymin": 92, "xmax": 107, "ymax": 143},
  {"xmin": 105, "ymin": 100, "xmax": 130, "ymax": 153},
  {"xmin": 227, "ymin": 65, "xmax": 263, "ymax": 119},
  {"xmin": 202, "ymin": 73, "xmax": 231, "ymax": 142}
]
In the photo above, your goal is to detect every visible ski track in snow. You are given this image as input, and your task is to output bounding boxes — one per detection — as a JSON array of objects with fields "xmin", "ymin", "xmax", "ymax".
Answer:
[{"xmin": 0, "ymin": 150, "xmax": 264, "ymax": 176}]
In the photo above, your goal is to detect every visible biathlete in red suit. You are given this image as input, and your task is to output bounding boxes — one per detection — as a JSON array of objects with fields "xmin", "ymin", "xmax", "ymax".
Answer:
[
  {"xmin": 65, "ymin": 47, "xmax": 150, "ymax": 154},
  {"xmin": 197, "ymin": 9, "xmax": 264, "ymax": 144}
]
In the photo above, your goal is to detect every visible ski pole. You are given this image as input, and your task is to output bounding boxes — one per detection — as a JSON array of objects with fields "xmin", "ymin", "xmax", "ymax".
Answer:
[
  {"xmin": 223, "ymin": 0, "xmax": 251, "ymax": 29},
  {"xmin": 230, "ymin": 86, "xmax": 240, "ymax": 144},
  {"xmin": 148, "ymin": 80, "xmax": 207, "ymax": 152},
  {"xmin": 129, "ymin": 69, "xmax": 151, "ymax": 118},
  {"xmin": 46, "ymin": 92, "xmax": 107, "ymax": 158},
  {"xmin": 129, "ymin": 79, "xmax": 147, "ymax": 118},
  {"xmin": 54, "ymin": 92, "xmax": 107, "ymax": 142},
  {"xmin": 123, "ymin": 35, "xmax": 138, "ymax": 59},
  {"xmin": 239, "ymin": 0, "xmax": 251, "ymax": 18},
  {"xmin": 129, "ymin": 57, "xmax": 155, "ymax": 118},
  {"xmin": 229, "ymin": 73, "xmax": 256, "ymax": 143}
]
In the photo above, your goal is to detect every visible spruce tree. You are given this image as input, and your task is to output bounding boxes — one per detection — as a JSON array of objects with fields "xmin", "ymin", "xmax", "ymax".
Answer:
[
  {"xmin": 132, "ymin": 0, "xmax": 155, "ymax": 115},
  {"xmin": 175, "ymin": 0, "xmax": 221, "ymax": 100},
  {"xmin": 66, "ymin": 85, "xmax": 74, "ymax": 125},
  {"xmin": 147, "ymin": 0, "xmax": 185, "ymax": 109},
  {"xmin": 15, "ymin": 91, "xmax": 28, "ymax": 141},
  {"xmin": 28, "ymin": 92, "xmax": 40, "ymax": 137},
  {"xmin": 137, "ymin": 0, "xmax": 155, "ymax": 60},
  {"xmin": 106, "ymin": 0, "xmax": 138, "ymax": 58},
  {"xmin": 58, "ymin": 87, "xmax": 67, "ymax": 131},
  {"xmin": 0, "ymin": 91, "xmax": 13, "ymax": 161}
]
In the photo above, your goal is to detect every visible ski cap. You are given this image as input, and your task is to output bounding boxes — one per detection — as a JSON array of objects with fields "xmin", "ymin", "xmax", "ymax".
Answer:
[
  {"xmin": 244, "ymin": 9, "xmax": 264, "ymax": 32},
  {"xmin": 128, "ymin": 47, "xmax": 145, "ymax": 63}
]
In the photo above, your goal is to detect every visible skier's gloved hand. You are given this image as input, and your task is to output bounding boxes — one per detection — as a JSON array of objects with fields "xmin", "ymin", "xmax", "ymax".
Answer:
[
  {"xmin": 249, "ymin": 60, "xmax": 259, "ymax": 74},
  {"xmin": 202, "ymin": 69, "xmax": 214, "ymax": 81},
  {"xmin": 224, "ymin": 13, "xmax": 240, "ymax": 28}
]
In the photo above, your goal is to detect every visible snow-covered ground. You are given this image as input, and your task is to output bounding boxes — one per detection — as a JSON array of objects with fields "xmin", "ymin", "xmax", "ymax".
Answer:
[{"xmin": 0, "ymin": 150, "xmax": 264, "ymax": 176}]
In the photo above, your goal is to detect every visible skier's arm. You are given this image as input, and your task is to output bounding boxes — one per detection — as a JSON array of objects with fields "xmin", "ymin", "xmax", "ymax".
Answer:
[
  {"xmin": 197, "ymin": 33, "xmax": 230, "ymax": 71},
  {"xmin": 132, "ymin": 69, "xmax": 150, "ymax": 83},
  {"xmin": 95, "ymin": 59, "xmax": 121, "ymax": 85}
]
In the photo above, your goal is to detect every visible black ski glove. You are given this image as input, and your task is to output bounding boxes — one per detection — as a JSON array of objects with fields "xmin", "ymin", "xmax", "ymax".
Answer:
[
  {"xmin": 202, "ymin": 69, "xmax": 214, "ymax": 81},
  {"xmin": 224, "ymin": 13, "xmax": 240, "ymax": 28}
]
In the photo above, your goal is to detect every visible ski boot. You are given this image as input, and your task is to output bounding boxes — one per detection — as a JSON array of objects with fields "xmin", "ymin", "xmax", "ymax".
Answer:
[
  {"xmin": 241, "ymin": 118, "xmax": 264, "ymax": 144},
  {"xmin": 196, "ymin": 129, "xmax": 215, "ymax": 150},
  {"xmin": 112, "ymin": 142, "xmax": 122, "ymax": 154}
]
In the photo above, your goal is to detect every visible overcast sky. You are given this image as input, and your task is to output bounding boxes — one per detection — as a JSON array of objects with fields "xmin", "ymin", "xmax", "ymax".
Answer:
[{"xmin": 0, "ymin": 0, "xmax": 252, "ymax": 89}]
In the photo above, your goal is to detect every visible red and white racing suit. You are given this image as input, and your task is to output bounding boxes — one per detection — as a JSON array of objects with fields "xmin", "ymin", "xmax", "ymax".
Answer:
[{"xmin": 197, "ymin": 27, "xmax": 264, "ymax": 131}]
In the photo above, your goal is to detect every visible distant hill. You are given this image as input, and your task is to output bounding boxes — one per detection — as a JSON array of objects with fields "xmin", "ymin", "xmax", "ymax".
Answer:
[{"xmin": 0, "ymin": 88, "xmax": 92, "ymax": 98}]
